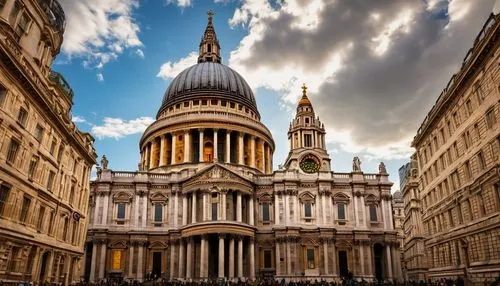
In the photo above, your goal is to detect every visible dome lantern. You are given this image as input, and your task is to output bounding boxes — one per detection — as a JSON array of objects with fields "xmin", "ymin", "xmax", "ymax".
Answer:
[{"xmin": 198, "ymin": 10, "xmax": 221, "ymax": 64}]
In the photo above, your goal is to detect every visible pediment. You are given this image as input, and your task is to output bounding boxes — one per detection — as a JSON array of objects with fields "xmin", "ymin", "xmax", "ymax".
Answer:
[{"xmin": 181, "ymin": 164, "xmax": 254, "ymax": 193}]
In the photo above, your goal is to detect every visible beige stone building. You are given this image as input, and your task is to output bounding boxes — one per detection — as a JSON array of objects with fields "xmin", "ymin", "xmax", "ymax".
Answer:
[
  {"xmin": 409, "ymin": 13, "xmax": 499, "ymax": 283},
  {"xmin": 391, "ymin": 191, "xmax": 404, "ymax": 280},
  {"xmin": 86, "ymin": 13, "xmax": 402, "ymax": 284},
  {"xmin": 0, "ymin": 0, "xmax": 97, "ymax": 284},
  {"xmin": 400, "ymin": 158, "xmax": 427, "ymax": 281}
]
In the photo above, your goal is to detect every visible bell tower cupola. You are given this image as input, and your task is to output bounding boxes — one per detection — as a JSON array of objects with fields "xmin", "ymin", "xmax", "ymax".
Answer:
[
  {"xmin": 283, "ymin": 84, "xmax": 331, "ymax": 172},
  {"xmin": 198, "ymin": 10, "xmax": 222, "ymax": 63}
]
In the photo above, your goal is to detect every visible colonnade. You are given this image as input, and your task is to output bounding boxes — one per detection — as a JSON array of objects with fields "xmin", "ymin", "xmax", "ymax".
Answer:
[
  {"xmin": 142, "ymin": 129, "xmax": 272, "ymax": 173},
  {"xmin": 289, "ymin": 129, "xmax": 326, "ymax": 149},
  {"xmin": 172, "ymin": 234, "xmax": 255, "ymax": 280}
]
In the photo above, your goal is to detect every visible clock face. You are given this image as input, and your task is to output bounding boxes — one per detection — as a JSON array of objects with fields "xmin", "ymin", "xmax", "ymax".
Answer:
[{"xmin": 300, "ymin": 155, "xmax": 320, "ymax": 173}]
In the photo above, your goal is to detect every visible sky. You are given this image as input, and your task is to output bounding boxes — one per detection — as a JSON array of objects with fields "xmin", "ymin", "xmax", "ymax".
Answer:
[{"xmin": 55, "ymin": 0, "xmax": 498, "ymax": 191}]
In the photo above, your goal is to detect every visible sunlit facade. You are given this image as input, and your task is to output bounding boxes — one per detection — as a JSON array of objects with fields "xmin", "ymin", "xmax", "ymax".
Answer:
[{"xmin": 86, "ymin": 13, "xmax": 401, "ymax": 284}]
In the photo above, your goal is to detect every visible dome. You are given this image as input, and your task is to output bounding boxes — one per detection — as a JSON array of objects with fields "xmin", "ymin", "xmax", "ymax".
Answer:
[{"xmin": 158, "ymin": 62, "xmax": 259, "ymax": 118}]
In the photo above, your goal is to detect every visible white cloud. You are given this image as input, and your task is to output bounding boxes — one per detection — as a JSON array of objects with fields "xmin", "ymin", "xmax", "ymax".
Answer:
[
  {"xmin": 97, "ymin": 73, "xmax": 104, "ymax": 82},
  {"xmin": 135, "ymin": 49, "xmax": 145, "ymax": 58},
  {"xmin": 72, "ymin": 115, "xmax": 87, "ymax": 123},
  {"xmin": 59, "ymin": 0, "xmax": 142, "ymax": 70},
  {"xmin": 166, "ymin": 0, "xmax": 192, "ymax": 8},
  {"xmin": 157, "ymin": 52, "xmax": 198, "ymax": 80},
  {"xmin": 91, "ymin": 117, "xmax": 155, "ymax": 139}
]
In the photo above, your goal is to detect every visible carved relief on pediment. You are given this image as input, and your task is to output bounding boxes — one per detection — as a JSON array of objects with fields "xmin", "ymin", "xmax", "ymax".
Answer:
[{"xmin": 183, "ymin": 165, "xmax": 253, "ymax": 192}]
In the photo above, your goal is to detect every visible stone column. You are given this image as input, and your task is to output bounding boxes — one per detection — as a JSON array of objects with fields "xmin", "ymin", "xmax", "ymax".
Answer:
[
  {"xmin": 137, "ymin": 243, "xmax": 144, "ymax": 281},
  {"xmin": 237, "ymin": 237, "xmax": 243, "ymax": 278},
  {"xmin": 321, "ymin": 193, "xmax": 327, "ymax": 225},
  {"xmin": 179, "ymin": 239, "xmax": 185, "ymax": 278},
  {"xmin": 275, "ymin": 240, "xmax": 281, "ymax": 275},
  {"xmin": 182, "ymin": 195, "xmax": 188, "ymax": 225},
  {"xmin": 229, "ymin": 237, "xmax": 235, "ymax": 278},
  {"xmin": 261, "ymin": 140, "xmax": 266, "ymax": 172},
  {"xmin": 249, "ymin": 195, "xmax": 254, "ymax": 225},
  {"xmin": 366, "ymin": 244, "xmax": 373, "ymax": 278},
  {"xmin": 199, "ymin": 129, "xmax": 204, "ymax": 162},
  {"xmin": 93, "ymin": 195, "xmax": 100, "ymax": 225},
  {"xmin": 381, "ymin": 200, "xmax": 387, "ymax": 229},
  {"xmin": 184, "ymin": 130, "xmax": 190, "ymax": 163},
  {"xmin": 222, "ymin": 191, "xmax": 227, "ymax": 220},
  {"xmin": 238, "ymin": 132, "xmax": 244, "ymax": 165},
  {"xmin": 128, "ymin": 245, "xmax": 134, "ymax": 278},
  {"xmin": 388, "ymin": 200, "xmax": 394, "ymax": 230},
  {"xmin": 186, "ymin": 238, "xmax": 193, "ymax": 279},
  {"xmin": 218, "ymin": 235, "xmax": 225, "ymax": 278},
  {"xmin": 323, "ymin": 239, "xmax": 329, "ymax": 275},
  {"xmin": 98, "ymin": 243, "xmax": 106, "ymax": 279},
  {"xmin": 134, "ymin": 195, "xmax": 139, "ymax": 226},
  {"xmin": 159, "ymin": 135, "xmax": 166, "ymax": 166},
  {"xmin": 284, "ymin": 194, "xmax": 289, "ymax": 225},
  {"xmin": 385, "ymin": 244, "xmax": 393, "ymax": 280},
  {"xmin": 359, "ymin": 242, "xmax": 365, "ymax": 276},
  {"xmin": 191, "ymin": 192, "xmax": 197, "ymax": 223},
  {"xmin": 46, "ymin": 252, "xmax": 54, "ymax": 282},
  {"xmin": 249, "ymin": 238, "xmax": 255, "ymax": 279},
  {"xmin": 353, "ymin": 194, "xmax": 359, "ymax": 227},
  {"xmin": 170, "ymin": 242, "xmax": 176, "ymax": 280},
  {"xmin": 149, "ymin": 141, "xmax": 155, "ymax": 169},
  {"xmin": 286, "ymin": 239, "xmax": 291, "ymax": 274},
  {"xmin": 171, "ymin": 133, "xmax": 177, "ymax": 165},
  {"xmin": 89, "ymin": 244, "xmax": 98, "ymax": 282},
  {"xmin": 226, "ymin": 131, "xmax": 231, "ymax": 163},
  {"xmin": 200, "ymin": 236, "xmax": 207, "ymax": 278},
  {"xmin": 360, "ymin": 195, "xmax": 367, "ymax": 228},
  {"xmin": 142, "ymin": 195, "xmax": 147, "ymax": 227},
  {"xmin": 275, "ymin": 193, "xmax": 280, "ymax": 225},
  {"xmin": 250, "ymin": 136, "xmax": 256, "ymax": 168},
  {"xmin": 101, "ymin": 194, "xmax": 109, "ymax": 225},
  {"xmin": 174, "ymin": 192, "xmax": 179, "ymax": 227},
  {"xmin": 213, "ymin": 129, "xmax": 218, "ymax": 162},
  {"xmin": 144, "ymin": 145, "xmax": 150, "ymax": 169},
  {"xmin": 202, "ymin": 193, "xmax": 207, "ymax": 221},
  {"xmin": 236, "ymin": 192, "xmax": 242, "ymax": 222},
  {"xmin": 64, "ymin": 255, "xmax": 71, "ymax": 286},
  {"xmin": 332, "ymin": 242, "xmax": 337, "ymax": 275}
]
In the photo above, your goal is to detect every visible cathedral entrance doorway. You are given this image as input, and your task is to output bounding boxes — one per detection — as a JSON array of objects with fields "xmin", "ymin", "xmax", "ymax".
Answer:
[
  {"xmin": 338, "ymin": 250, "xmax": 348, "ymax": 277},
  {"xmin": 373, "ymin": 243, "xmax": 384, "ymax": 282},
  {"xmin": 152, "ymin": 252, "xmax": 162, "ymax": 278}
]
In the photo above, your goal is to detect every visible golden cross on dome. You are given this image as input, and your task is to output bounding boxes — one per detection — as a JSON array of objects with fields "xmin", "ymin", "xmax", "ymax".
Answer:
[
  {"xmin": 302, "ymin": 83, "xmax": 308, "ymax": 96},
  {"xmin": 207, "ymin": 10, "xmax": 214, "ymax": 22}
]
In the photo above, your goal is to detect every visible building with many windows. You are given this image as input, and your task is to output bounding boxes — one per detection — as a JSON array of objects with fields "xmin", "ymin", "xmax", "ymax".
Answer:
[
  {"xmin": 408, "ymin": 13, "xmax": 499, "ymax": 284},
  {"xmin": 0, "ymin": 0, "xmax": 97, "ymax": 284},
  {"xmin": 86, "ymin": 12, "xmax": 401, "ymax": 284},
  {"xmin": 391, "ymin": 191, "xmax": 405, "ymax": 280}
]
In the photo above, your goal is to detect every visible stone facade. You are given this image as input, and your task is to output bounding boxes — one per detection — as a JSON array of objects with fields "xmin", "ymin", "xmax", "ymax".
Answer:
[
  {"xmin": 0, "ymin": 0, "xmax": 97, "ymax": 284},
  {"xmin": 85, "ymin": 13, "xmax": 401, "ymax": 284},
  {"xmin": 408, "ymin": 13, "xmax": 500, "ymax": 284},
  {"xmin": 391, "ymin": 191, "xmax": 404, "ymax": 280}
]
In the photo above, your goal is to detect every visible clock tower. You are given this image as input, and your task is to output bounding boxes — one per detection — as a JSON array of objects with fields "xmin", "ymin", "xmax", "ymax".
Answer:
[{"xmin": 283, "ymin": 84, "xmax": 331, "ymax": 172}]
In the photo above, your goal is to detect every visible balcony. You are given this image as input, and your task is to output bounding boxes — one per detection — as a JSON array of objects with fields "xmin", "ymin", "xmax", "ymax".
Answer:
[
  {"xmin": 49, "ymin": 71, "xmax": 74, "ymax": 100},
  {"xmin": 38, "ymin": 0, "xmax": 66, "ymax": 32}
]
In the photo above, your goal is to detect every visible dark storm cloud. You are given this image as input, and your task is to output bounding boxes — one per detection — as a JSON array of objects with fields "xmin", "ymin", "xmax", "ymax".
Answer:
[{"xmin": 232, "ymin": 0, "xmax": 496, "ymax": 147}]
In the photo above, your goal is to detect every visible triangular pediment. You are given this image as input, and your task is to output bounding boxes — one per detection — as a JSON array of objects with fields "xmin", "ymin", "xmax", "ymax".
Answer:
[{"xmin": 181, "ymin": 164, "xmax": 254, "ymax": 192}]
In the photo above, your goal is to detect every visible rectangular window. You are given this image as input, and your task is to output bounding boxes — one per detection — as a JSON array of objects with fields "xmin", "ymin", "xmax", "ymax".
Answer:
[
  {"xmin": 0, "ymin": 183, "xmax": 11, "ymax": 216},
  {"xmin": 452, "ymin": 112, "xmax": 460, "ymax": 128},
  {"xmin": 369, "ymin": 205, "xmax": 377, "ymax": 222},
  {"xmin": 263, "ymin": 250, "xmax": 272, "ymax": 268},
  {"xmin": 71, "ymin": 222, "xmax": 78, "ymax": 244},
  {"xmin": 304, "ymin": 134, "xmax": 312, "ymax": 147},
  {"xmin": 262, "ymin": 203, "xmax": 270, "ymax": 222},
  {"xmin": 464, "ymin": 161, "xmax": 471, "ymax": 180},
  {"xmin": 0, "ymin": 84, "xmax": 6, "ymax": 106},
  {"xmin": 212, "ymin": 203, "xmax": 218, "ymax": 221},
  {"xmin": 116, "ymin": 203, "xmax": 125, "ymax": 219},
  {"xmin": 486, "ymin": 108, "xmax": 496, "ymax": 129},
  {"xmin": 28, "ymin": 156, "xmax": 38, "ymax": 178},
  {"xmin": 307, "ymin": 248, "xmax": 315, "ymax": 268},
  {"xmin": 466, "ymin": 99, "xmax": 473, "ymax": 116},
  {"xmin": 304, "ymin": 202, "xmax": 312, "ymax": 218},
  {"xmin": 477, "ymin": 151, "xmax": 485, "ymax": 170},
  {"xmin": 17, "ymin": 107, "xmax": 27, "ymax": 126},
  {"xmin": 62, "ymin": 217, "xmax": 69, "ymax": 241},
  {"xmin": 8, "ymin": 246, "xmax": 21, "ymax": 272},
  {"xmin": 47, "ymin": 171, "xmax": 55, "ymax": 192},
  {"xmin": 14, "ymin": 12, "xmax": 29, "ymax": 41},
  {"xmin": 34, "ymin": 124, "xmax": 44, "ymax": 142},
  {"xmin": 19, "ymin": 196, "xmax": 31, "ymax": 223},
  {"xmin": 68, "ymin": 184, "xmax": 75, "ymax": 205},
  {"xmin": 9, "ymin": 1, "xmax": 20, "ymax": 23},
  {"xmin": 37, "ymin": 206, "xmax": 45, "ymax": 231},
  {"xmin": 48, "ymin": 211, "xmax": 55, "ymax": 235},
  {"xmin": 6, "ymin": 139, "xmax": 20, "ymax": 165},
  {"xmin": 112, "ymin": 250, "xmax": 122, "ymax": 270},
  {"xmin": 474, "ymin": 85, "xmax": 484, "ymax": 103},
  {"xmin": 338, "ymin": 202, "xmax": 345, "ymax": 220},
  {"xmin": 56, "ymin": 144, "xmax": 64, "ymax": 162},
  {"xmin": 49, "ymin": 140, "xmax": 57, "ymax": 155},
  {"xmin": 154, "ymin": 204, "xmax": 162, "ymax": 222}
]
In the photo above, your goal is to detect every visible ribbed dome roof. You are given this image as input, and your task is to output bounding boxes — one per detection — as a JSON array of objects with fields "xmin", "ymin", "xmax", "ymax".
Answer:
[{"xmin": 158, "ymin": 62, "xmax": 259, "ymax": 118}]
